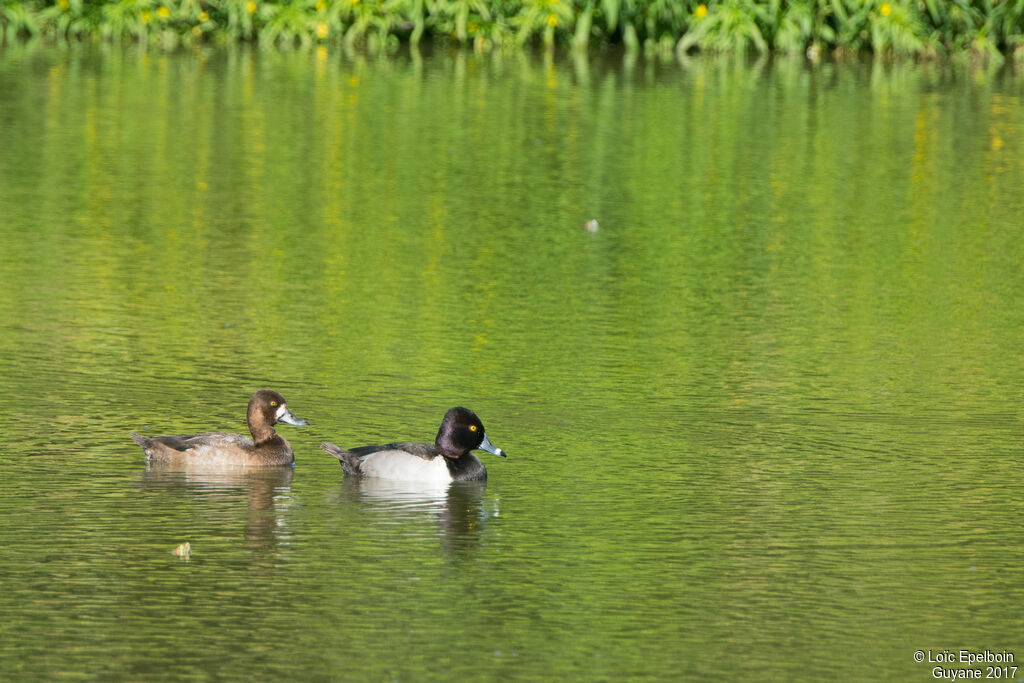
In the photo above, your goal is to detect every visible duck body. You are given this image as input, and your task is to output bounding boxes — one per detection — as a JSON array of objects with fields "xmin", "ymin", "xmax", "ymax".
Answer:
[
  {"xmin": 132, "ymin": 389, "xmax": 308, "ymax": 468},
  {"xmin": 323, "ymin": 441, "xmax": 488, "ymax": 483},
  {"xmin": 322, "ymin": 407, "xmax": 505, "ymax": 483},
  {"xmin": 132, "ymin": 431, "xmax": 295, "ymax": 468}
]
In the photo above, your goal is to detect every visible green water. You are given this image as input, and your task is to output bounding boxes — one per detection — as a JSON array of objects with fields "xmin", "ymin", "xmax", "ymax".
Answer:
[{"xmin": 0, "ymin": 45, "xmax": 1022, "ymax": 681}]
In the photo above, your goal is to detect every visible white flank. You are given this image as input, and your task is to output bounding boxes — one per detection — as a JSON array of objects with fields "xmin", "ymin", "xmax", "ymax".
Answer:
[{"xmin": 359, "ymin": 450, "xmax": 452, "ymax": 484}]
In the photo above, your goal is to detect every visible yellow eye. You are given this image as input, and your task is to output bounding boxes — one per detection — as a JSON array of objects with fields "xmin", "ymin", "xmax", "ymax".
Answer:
[
  {"xmin": 270, "ymin": 401, "xmax": 277, "ymax": 407},
  {"xmin": 469, "ymin": 425, "xmax": 478, "ymax": 432}
]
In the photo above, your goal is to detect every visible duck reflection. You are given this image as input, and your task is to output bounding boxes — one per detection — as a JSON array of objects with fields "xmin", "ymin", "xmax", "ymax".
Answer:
[
  {"xmin": 140, "ymin": 464, "xmax": 294, "ymax": 549},
  {"xmin": 333, "ymin": 478, "xmax": 495, "ymax": 553}
]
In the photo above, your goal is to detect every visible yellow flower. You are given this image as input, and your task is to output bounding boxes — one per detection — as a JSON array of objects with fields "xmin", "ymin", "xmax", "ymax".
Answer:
[
  {"xmin": 547, "ymin": 13, "xmax": 557, "ymax": 27},
  {"xmin": 695, "ymin": 4, "xmax": 707, "ymax": 19},
  {"xmin": 246, "ymin": 1, "xmax": 257, "ymax": 13},
  {"xmin": 198, "ymin": 10, "xmax": 209, "ymax": 21},
  {"xmin": 57, "ymin": 0, "xmax": 69, "ymax": 11},
  {"xmin": 156, "ymin": 5, "xmax": 170, "ymax": 18},
  {"xmin": 141, "ymin": 9, "xmax": 152, "ymax": 23},
  {"xmin": 315, "ymin": 0, "xmax": 325, "ymax": 9},
  {"xmin": 349, "ymin": 0, "xmax": 359, "ymax": 5},
  {"xmin": 880, "ymin": 2, "xmax": 891, "ymax": 16},
  {"xmin": 315, "ymin": 21, "xmax": 329, "ymax": 38}
]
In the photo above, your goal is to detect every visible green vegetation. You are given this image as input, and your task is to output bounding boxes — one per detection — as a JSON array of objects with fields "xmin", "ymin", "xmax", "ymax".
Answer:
[{"xmin": 1, "ymin": 0, "xmax": 1022, "ymax": 59}]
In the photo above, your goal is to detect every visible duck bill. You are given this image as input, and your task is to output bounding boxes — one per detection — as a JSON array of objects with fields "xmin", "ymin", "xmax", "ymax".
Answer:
[
  {"xmin": 277, "ymin": 406, "xmax": 309, "ymax": 426},
  {"xmin": 477, "ymin": 434, "xmax": 507, "ymax": 458}
]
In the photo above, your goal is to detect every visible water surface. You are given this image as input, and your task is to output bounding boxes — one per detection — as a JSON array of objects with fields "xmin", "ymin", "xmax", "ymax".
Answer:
[{"xmin": 0, "ymin": 45, "xmax": 1022, "ymax": 680}]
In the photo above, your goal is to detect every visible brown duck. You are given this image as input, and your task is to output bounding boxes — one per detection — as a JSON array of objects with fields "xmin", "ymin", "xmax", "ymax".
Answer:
[{"xmin": 132, "ymin": 389, "xmax": 308, "ymax": 468}]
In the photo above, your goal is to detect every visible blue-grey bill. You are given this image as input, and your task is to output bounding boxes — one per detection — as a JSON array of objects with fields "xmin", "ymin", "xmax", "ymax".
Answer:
[
  {"xmin": 478, "ymin": 433, "xmax": 507, "ymax": 458},
  {"xmin": 279, "ymin": 409, "xmax": 309, "ymax": 426}
]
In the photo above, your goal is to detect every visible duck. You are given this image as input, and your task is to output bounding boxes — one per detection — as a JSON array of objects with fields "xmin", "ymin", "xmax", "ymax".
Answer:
[
  {"xmin": 322, "ymin": 406, "xmax": 506, "ymax": 483},
  {"xmin": 131, "ymin": 389, "xmax": 309, "ymax": 467}
]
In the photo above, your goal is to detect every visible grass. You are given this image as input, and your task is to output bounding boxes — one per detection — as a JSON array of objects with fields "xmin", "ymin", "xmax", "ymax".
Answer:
[{"xmin": 0, "ymin": 0, "xmax": 1022, "ymax": 59}]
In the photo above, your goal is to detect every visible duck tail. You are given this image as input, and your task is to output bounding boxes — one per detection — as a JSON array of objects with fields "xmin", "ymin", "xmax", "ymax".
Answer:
[
  {"xmin": 130, "ymin": 432, "xmax": 150, "ymax": 448},
  {"xmin": 321, "ymin": 442, "xmax": 361, "ymax": 477}
]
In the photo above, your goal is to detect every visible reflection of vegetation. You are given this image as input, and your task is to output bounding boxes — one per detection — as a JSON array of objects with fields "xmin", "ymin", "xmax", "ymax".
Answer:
[
  {"xmin": 0, "ymin": 48, "xmax": 1020, "ymax": 430},
  {"xmin": 0, "ymin": 0, "xmax": 1022, "ymax": 58}
]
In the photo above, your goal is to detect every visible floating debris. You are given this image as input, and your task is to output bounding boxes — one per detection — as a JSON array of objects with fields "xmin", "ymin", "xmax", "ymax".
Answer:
[
  {"xmin": 584, "ymin": 219, "xmax": 599, "ymax": 233},
  {"xmin": 173, "ymin": 542, "xmax": 192, "ymax": 558}
]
